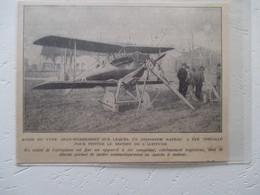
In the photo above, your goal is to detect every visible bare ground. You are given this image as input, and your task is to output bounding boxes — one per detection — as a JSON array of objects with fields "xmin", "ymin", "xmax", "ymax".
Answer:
[{"xmin": 24, "ymin": 80, "xmax": 221, "ymax": 133}]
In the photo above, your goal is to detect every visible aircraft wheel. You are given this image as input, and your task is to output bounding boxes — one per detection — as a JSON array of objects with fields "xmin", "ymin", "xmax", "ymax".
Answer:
[
  {"xmin": 141, "ymin": 92, "xmax": 152, "ymax": 109},
  {"xmin": 102, "ymin": 92, "xmax": 118, "ymax": 112}
]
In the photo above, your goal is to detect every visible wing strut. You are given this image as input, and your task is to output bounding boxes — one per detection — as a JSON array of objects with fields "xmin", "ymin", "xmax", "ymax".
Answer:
[
  {"xmin": 136, "ymin": 70, "xmax": 149, "ymax": 116},
  {"xmin": 59, "ymin": 48, "xmax": 66, "ymax": 81},
  {"xmin": 73, "ymin": 41, "xmax": 76, "ymax": 81}
]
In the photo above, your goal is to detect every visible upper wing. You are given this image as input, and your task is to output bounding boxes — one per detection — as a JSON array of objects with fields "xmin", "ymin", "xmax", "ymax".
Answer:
[
  {"xmin": 33, "ymin": 80, "xmax": 163, "ymax": 90},
  {"xmin": 33, "ymin": 36, "xmax": 174, "ymax": 54}
]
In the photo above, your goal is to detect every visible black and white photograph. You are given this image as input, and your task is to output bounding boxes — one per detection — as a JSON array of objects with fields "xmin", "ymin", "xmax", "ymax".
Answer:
[{"xmin": 23, "ymin": 5, "xmax": 223, "ymax": 133}]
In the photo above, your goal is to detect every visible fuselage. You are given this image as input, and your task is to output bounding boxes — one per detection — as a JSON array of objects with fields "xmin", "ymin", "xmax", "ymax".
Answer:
[{"xmin": 84, "ymin": 52, "xmax": 149, "ymax": 81}]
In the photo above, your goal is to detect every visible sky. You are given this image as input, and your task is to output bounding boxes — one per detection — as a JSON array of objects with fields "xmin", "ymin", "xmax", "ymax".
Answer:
[{"xmin": 24, "ymin": 5, "xmax": 222, "ymax": 64}]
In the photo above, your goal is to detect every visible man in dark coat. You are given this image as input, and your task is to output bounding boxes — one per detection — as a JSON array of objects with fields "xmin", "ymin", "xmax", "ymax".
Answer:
[
  {"xmin": 216, "ymin": 63, "xmax": 221, "ymax": 94},
  {"xmin": 177, "ymin": 63, "xmax": 188, "ymax": 97},
  {"xmin": 194, "ymin": 66, "xmax": 205, "ymax": 100}
]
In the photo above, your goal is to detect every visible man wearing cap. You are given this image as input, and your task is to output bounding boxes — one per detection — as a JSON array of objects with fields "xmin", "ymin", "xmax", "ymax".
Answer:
[
  {"xmin": 177, "ymin": 63, "xmax": 188, "ymax": 97},
  {"xmin": 194, "ymin": 66, "xmax": 205, "ymax": 100}
]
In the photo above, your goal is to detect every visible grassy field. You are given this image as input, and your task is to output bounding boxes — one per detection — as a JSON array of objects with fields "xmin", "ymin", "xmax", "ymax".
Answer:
[{"xmin": 23, "ymin": 78, "xmax": 221, "ymax": 133}]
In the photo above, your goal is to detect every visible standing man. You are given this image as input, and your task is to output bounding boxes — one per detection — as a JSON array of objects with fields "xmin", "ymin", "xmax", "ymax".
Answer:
[
  {"xmin": 177, "ymin": 63, "xmax": 188, "ymax": 97},
  {"xmin": 187, "ymin": 67, "xmax": 196, "ymax": 100},
  {"xmin": 194, "ymin": 66, "xmax": 205, "ymax": 100},
  {"xmin": 216, "ymin": 63, "xmax": 221, "ymax": 94}
]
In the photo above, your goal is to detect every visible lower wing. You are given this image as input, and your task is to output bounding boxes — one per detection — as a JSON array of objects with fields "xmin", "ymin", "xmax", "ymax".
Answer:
[{"xmin": 33, "ymin": 80, "xmax": 163, "ymax": 90}]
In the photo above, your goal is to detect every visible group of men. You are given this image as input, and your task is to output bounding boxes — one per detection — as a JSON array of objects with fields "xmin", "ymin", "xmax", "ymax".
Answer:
[{"xmin": 177, "ymin": 63, "xmax": 205, "ymax": 101}]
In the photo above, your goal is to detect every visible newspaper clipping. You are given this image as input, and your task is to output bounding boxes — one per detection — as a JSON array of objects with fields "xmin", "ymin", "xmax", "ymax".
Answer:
[{"xmin": 17, "ymin": 2, "xmax": 228, "ymax": 163}]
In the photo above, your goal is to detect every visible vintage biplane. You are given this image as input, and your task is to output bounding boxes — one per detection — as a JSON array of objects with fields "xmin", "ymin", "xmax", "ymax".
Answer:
[{"xmin": 33, "ymin": 36, "xmax": 195, "ymax": 114}]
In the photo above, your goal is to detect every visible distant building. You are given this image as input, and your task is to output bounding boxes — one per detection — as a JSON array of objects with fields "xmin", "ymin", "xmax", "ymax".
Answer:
[
  {"xmin": 174, "ymin": 47, "xmax": 221, "ymax": 74},
  {"xmin": 39, "ymin": 46, "xmax": 90, "ymax": 72}
]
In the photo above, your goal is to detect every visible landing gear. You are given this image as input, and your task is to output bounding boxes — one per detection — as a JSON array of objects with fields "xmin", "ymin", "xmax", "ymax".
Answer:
[
  {"xmin": 101, "ymin": 91, "xmax": 118, "ymax": 112},
  {"xmin": 99, "ymin": 84, "xmax": 151, "ymax": 113},
  {"xmin": 140, "ymin": 92, "xmax": 151, "ymax": 109}
]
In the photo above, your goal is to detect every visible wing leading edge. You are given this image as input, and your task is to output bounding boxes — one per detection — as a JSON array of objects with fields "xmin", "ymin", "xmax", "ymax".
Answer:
[{"xmin": 33, "ymin": 36, "xmax": 174, "ymax": 54}]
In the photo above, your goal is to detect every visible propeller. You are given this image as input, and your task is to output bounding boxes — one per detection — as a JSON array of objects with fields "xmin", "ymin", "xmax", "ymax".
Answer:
[{"xmin": 146, "ymin": 54, "xmax": 196, "ymax": 111}]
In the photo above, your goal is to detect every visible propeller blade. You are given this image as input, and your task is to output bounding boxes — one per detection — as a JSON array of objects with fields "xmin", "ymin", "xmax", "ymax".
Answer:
[{"xmin": 154, "ymin": 54, "xmax": 166, "ymax": 62}]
